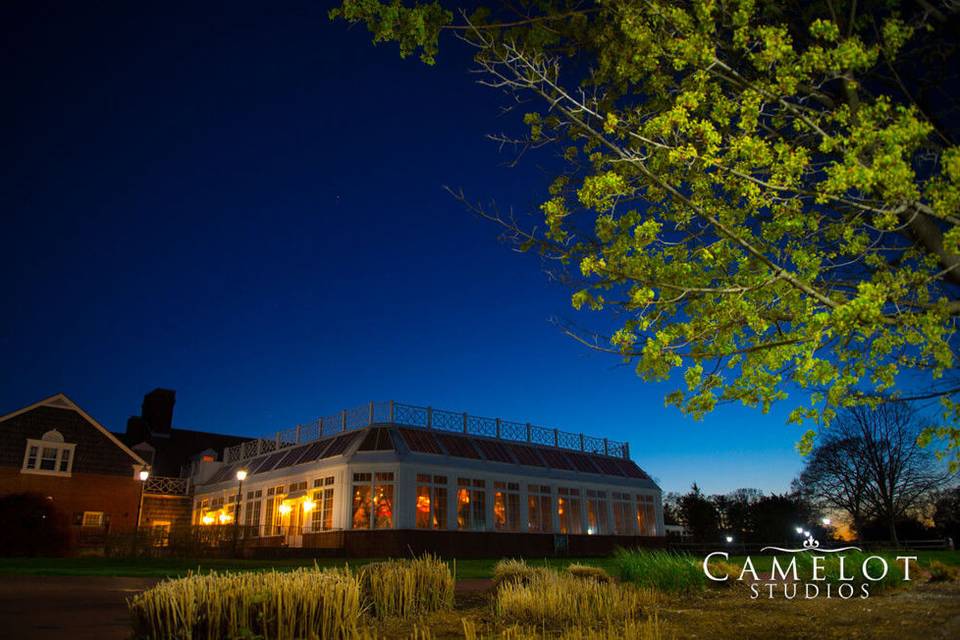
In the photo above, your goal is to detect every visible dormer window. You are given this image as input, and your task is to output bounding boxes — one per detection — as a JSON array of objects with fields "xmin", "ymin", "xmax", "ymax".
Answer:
[{"xmin": 22, "ymin": 430, "xmax": 76, "ymax": 476}]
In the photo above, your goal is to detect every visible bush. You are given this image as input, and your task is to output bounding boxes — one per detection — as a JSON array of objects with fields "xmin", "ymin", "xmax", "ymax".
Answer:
[
  {"xmin": 360, "ymin": 555, "xmax": 455, "ymax": 618},
  {"xmin": 0, "ymin": 492, "xmax": 72, "ymax": 557},
  {"xmin": 492, "ymin": 559, "xmax": 549, "ymax": 589},
  {"xmin": 566, "ymin": 563, "xmax": 612, "ymax": 583},
  {"xmin": 615, "ymin": 549, "xmax": 705, "ymax": 594},
  {"xmin": 128, "ymin": 566, "xmax": 363, "ymax": 639},
  {"xmin": 494, "ymin": 568, "xmax": 654, "ymax": 628},
  {"xmin": 927, "ymin": 560, "xmax": 960, "ymax": 582}
]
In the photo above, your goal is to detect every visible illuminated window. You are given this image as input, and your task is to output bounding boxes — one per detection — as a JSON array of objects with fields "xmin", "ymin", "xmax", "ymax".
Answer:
[
  {"xmin": 636, "ymin": 494, "xmax": 656, "ymax": 535},
  {"xmin": 21, "ymin": 431, "xmax": 76, "ymax": 477},
  {"xmin": 456, "ymin": 478, "xmax": 486, "ymax": 531},
  {"xmin": 81, "ymin": 511, "xmax": 104, "ymax": 528},
  {"xmin": 245, "ymin": 489, "xmax": 262, "ymax": 536},
  {"xmin": 557, "ymin": 487, "xmax": 583, "ymax": 535},
  {"xmin": 493, "ymin": 482, "xmax": 520, "ymax": 531},
  {"xmin": 586, "ymin": 490, "xmax": 609, "ymax": 535},
  {"xmin": 527, "ymin": 485, "xmax": 552, "ymax": 533},
  {"xmin": 352, "ymin": 472, "xmax": 394, "ymax": 529},
  {"xmin": 151, "ymin": 521, "xmax": 171, "ymax": 547},
  {"xmin": 416, "ymin": 474, "xmax": 448, "ymax": 529},
  {"xmin": 311, "ymin": 476, "xmax": 335, "ymax": 531},
  {"xmin": 612, "ymin": 492, "xmax": 635, "ymax": 535}
]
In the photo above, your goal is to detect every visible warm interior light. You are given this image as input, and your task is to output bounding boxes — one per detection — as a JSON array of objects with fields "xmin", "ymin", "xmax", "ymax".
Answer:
[
  {"xmin": 236, "ymin": 469, "xmax": 248, "ymax": 482},
  {"xmin": 416, "ymin": 495, "xmax": 431, "ymax": 513},
  {"xmin": 302, "ymin": 499, "xmax": 316, "ymax": 512},
  {"xmin": 201, "ymin": 514, "xmax": 215, "ymax": 525},
  {"xmin": 139, "ymin": 470, "xmax": 150, "ymax": 482},
  {"xmin": 278, "ymin": 503, "xmax": 292, "ymax": 516}
]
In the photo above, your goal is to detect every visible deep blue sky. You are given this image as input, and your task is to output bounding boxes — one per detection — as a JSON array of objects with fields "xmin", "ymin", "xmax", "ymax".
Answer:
[{"xmin": 1, "ymin": 0, "xmax": 805, "ymax": 494}]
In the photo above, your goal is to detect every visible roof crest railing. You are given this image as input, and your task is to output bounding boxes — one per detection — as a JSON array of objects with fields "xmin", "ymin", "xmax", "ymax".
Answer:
[{"xmin": 223, "ymin": 400, "xmax": 630, "ymax": 464}]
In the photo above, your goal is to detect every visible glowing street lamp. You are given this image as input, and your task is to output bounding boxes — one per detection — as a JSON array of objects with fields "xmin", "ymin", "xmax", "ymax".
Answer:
[
  {"xmin": 725, "ymin": 535, "xmax": 734, "ymax": 543},
  {"xmin": 135, "ymin": 468, "xmax": 150, "ymax": 531},
  {"xmin": 821, "ymin": 517, "xmax": 832, "ymax": 526},
  {"xmin": 232, "ymin": 469, "xmax": 248, "ymax": 556},
  {"xmin": 795, "ymin": 526, "xmax": 804, "ymax": 535}
]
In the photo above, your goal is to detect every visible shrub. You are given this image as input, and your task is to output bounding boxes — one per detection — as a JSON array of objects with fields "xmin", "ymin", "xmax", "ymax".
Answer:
[
  {"xmin": 0, "ymin": 492, "xmax": 72, "ymax": 557},
  {"xmin": 927, "ymin": 560, "xmax": 960, "ymax": 582},
  {"xmin": 492, "ymin": 559, "xmax": 549, "ymax": 589},
  {"xmin": 615, "ymin": 549, "xmax": 705, "ymax": 594},
  {"xmin": 566, "ymin": 563, "xmax": 612, "ymax": 583},
  {"xmin": 360, "ymin": 555, "xmax": 455, "ymax": 618},
  {"xmin": 128, "ymin": 566, "xmax": 363, "ymax": 639},
  {"xmin": 494, "ymin": 569, "xmax": 653, "ymax": 628}
]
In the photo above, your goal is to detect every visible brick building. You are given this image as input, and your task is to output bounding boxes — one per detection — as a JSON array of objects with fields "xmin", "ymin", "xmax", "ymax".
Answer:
[{"xmin": 0, "ymin": 393, "xmax": 148, "ymax": 542}]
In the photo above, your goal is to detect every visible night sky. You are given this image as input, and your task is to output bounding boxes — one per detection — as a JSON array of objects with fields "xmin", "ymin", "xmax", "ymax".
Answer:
[{"xmin": 1, "ymin": 0, "xmax": 805, "ymax": 494}]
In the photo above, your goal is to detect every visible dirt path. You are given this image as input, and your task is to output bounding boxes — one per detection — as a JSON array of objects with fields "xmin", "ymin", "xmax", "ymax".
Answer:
[{"xmin": 0, "ymin": 576, "xmax": 158, "ymax": 640}]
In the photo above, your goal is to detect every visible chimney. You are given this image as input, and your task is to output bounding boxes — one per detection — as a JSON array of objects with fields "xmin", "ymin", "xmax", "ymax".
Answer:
[{"xmin": 142, "ymin": 388, "xmax": 176, "ymax": 436}]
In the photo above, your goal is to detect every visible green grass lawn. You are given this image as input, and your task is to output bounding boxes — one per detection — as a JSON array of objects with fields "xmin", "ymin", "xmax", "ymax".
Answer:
[
  {"xmin": 0, "ymin": 551, "xmax": 953, "ymax": 580},
  {"xmin": 0, "ymin": 555, "xmax": 619, "ymax": 579}
]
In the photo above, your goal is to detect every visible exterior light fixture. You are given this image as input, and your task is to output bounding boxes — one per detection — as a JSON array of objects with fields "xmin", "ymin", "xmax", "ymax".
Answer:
[
  {"xmin": 803, "ymin": 530, "xmax": 810, "ymax": 537},
  {"xmin": 821, "ymin": 517, "xmax": 832, "ymax": 526},
  {"xmin": 278, "ymin": 503, "xmax": 292, "ymax": 516},
  {"xmin": 303, "ymin": 499, "xmax": 316, "ymax": 513},
  {"xmin": 236, "ymin": 469, "xmax": 248, "ymax": 482},
  {"xmin": 725, "ymin": 535, "xmax": 734, "ymax": 543},
  {"xmin": 218, "ymin": 512, "xmax": 232, "ymax": 524},
  {"xmin": 201, "ymin": 514, "xmax": 215, "ymax": 525},
  {"xmin": 795, "ymin": 526, "xmax": 804, "ymax": 534},
  {"xmin": 139, "ymin": 469, "xmax": 150, "ymax": 482}
]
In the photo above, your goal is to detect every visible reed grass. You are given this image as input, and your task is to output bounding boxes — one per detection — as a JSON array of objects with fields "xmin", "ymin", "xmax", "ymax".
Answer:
[
  {"xmin": 128, "ymin": 566, "xmax": 363, "ymax": 639},
  {"xmin": 492, "ymin": 559, "xmax": 550, "ymax": 589},
  {"xmin": 566, "ymin": 563, "xmax": 611, "ymax": 583},
  {"xmin": 360, "ymin": 555, "xmax": 455, "ymax": 618},
  {"xmin": 614, "ymin": 549, "xmax": 705, "ymax": 594},
  {"xmin": 494, "ymin": 568, "xmax": 655, "ymax": 627}
]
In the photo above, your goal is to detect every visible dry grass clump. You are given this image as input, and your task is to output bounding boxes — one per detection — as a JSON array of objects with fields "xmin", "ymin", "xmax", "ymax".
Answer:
[
  {"xmin": 493, "ymin": 559, "xmax": 550, "ymax": 589},
  {"xmin": 927, "ymin": 560, "xmax": 960, "ymax": 582},
  {"xmin": 706, "ymin": 560, "xmax": 744, "ymax": 588},
  {"xmin": 494, "ymin": 568, "xmax": 655, "ymax": 628},
  {"xmin": 128, "ymin": 566, "xmax": 363, "ymax": 639},
  {"xmin": 566, "ymin": 563, "xmax": 611, "ymax": 583},
  {"xmin": 361, "ymin": 555, "xmax": 455, "ymax": 618}
]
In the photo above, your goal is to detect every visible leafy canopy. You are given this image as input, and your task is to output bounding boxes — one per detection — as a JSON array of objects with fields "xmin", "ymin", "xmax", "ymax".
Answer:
[{"xmin": 332, "ymin": 0, "xmax": 960, "ymax": 466}]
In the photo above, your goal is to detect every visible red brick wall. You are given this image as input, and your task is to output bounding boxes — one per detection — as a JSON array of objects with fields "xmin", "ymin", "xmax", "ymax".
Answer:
[{"xmin": 0, "ymin": 466, "xmax": 141, "ymax": 533}]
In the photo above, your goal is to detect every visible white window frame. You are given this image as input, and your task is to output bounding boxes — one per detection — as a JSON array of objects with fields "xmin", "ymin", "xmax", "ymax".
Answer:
[{"xmin": 21, "ymin": 433, "xmax": 76, "ymax": 477}]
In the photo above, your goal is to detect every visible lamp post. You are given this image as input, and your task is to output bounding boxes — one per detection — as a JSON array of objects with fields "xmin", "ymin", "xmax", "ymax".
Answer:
[
  {"xmin": 232, "ymin": 469, "xmax": 247, "ymax": 556},
  {"xmin": 135, "ymin": 468, "xmax": 150, "ymax": 531}
]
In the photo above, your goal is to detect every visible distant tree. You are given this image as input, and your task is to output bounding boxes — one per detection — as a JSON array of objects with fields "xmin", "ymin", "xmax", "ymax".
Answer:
[
  {"xmin": 797, "ymin": 434, "xmax": 871, "ymax": 534},
  {"xmin": 797, "ymin": 404, "xmax": 955, "ymax": 542},
  {"xmin": 932, "ymin": 486, "xmax": 960, "ymax": 543},
  {"xmin": 675, "ymin": 483, "xmax": 721, "ymax": 541},
  {"xmin": 711, "ymin": 488, "xmax": 761, "ymax": 541},
  {"xmin": 333, "ymin": 0, "xmax": 960, "ymax": 467},
  {"xmin": 750, "ymin": 492, "xmax": 813, "ymax": 542}
]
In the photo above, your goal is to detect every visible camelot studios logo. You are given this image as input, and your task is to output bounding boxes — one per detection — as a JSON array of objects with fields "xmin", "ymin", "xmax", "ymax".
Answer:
[{"xmin": 703, "ymin": 535, "xmax": 917, "ymax": 599}]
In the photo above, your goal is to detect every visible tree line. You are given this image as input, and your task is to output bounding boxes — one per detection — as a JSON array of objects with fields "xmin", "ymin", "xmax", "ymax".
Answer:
[{"xmin": 668, "ymin": 406, "xmax": 958, "ymax": 543}]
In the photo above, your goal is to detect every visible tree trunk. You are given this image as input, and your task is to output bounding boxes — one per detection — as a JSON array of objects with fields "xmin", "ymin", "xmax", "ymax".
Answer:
[{"xmin": 888, "ymin": 512, "xmax": 899, "ymax": 546}]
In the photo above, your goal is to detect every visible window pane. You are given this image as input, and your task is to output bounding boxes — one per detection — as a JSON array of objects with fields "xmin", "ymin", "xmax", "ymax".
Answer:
[
  {"xmin": 59, "ymin": 449, "xmax": 71, "ymax": 472},
  {"xmin": 374, "ymin": 483, "xmax": 393, "ymax": 529},
  {"xmin": 457, "ymin": 488, "xmax": 471, "ymax": 529},
  {"xmin": 322, "ymin": 487, "xmax": 334, "ymax": 530},
  {"xmin": 40, "ymin": 447, "xmax": 58, "ymax": 471},
  {"xmin": 434, "ymin": 487, "xmax": 447, "ymax": 529},
  {"xmin": 416, "ymin": 485, "xmax": 431, "ymax": 529},
  {"xmin": 352, "ymin": 485, "xmax": 371, "ymax": 529},
  {"xmin": 472, "ymin": 488, "xmax": 486, "ymax": 530}
]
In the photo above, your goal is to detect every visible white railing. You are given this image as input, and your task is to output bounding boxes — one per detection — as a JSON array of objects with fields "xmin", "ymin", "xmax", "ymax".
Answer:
[
  {"xmin": 223, "ymin": 400, "xmax": 630, "ymax": 464},
  {"xmin": 144, "ymin": 475, "xmax": 190, "ymax": 496}
]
